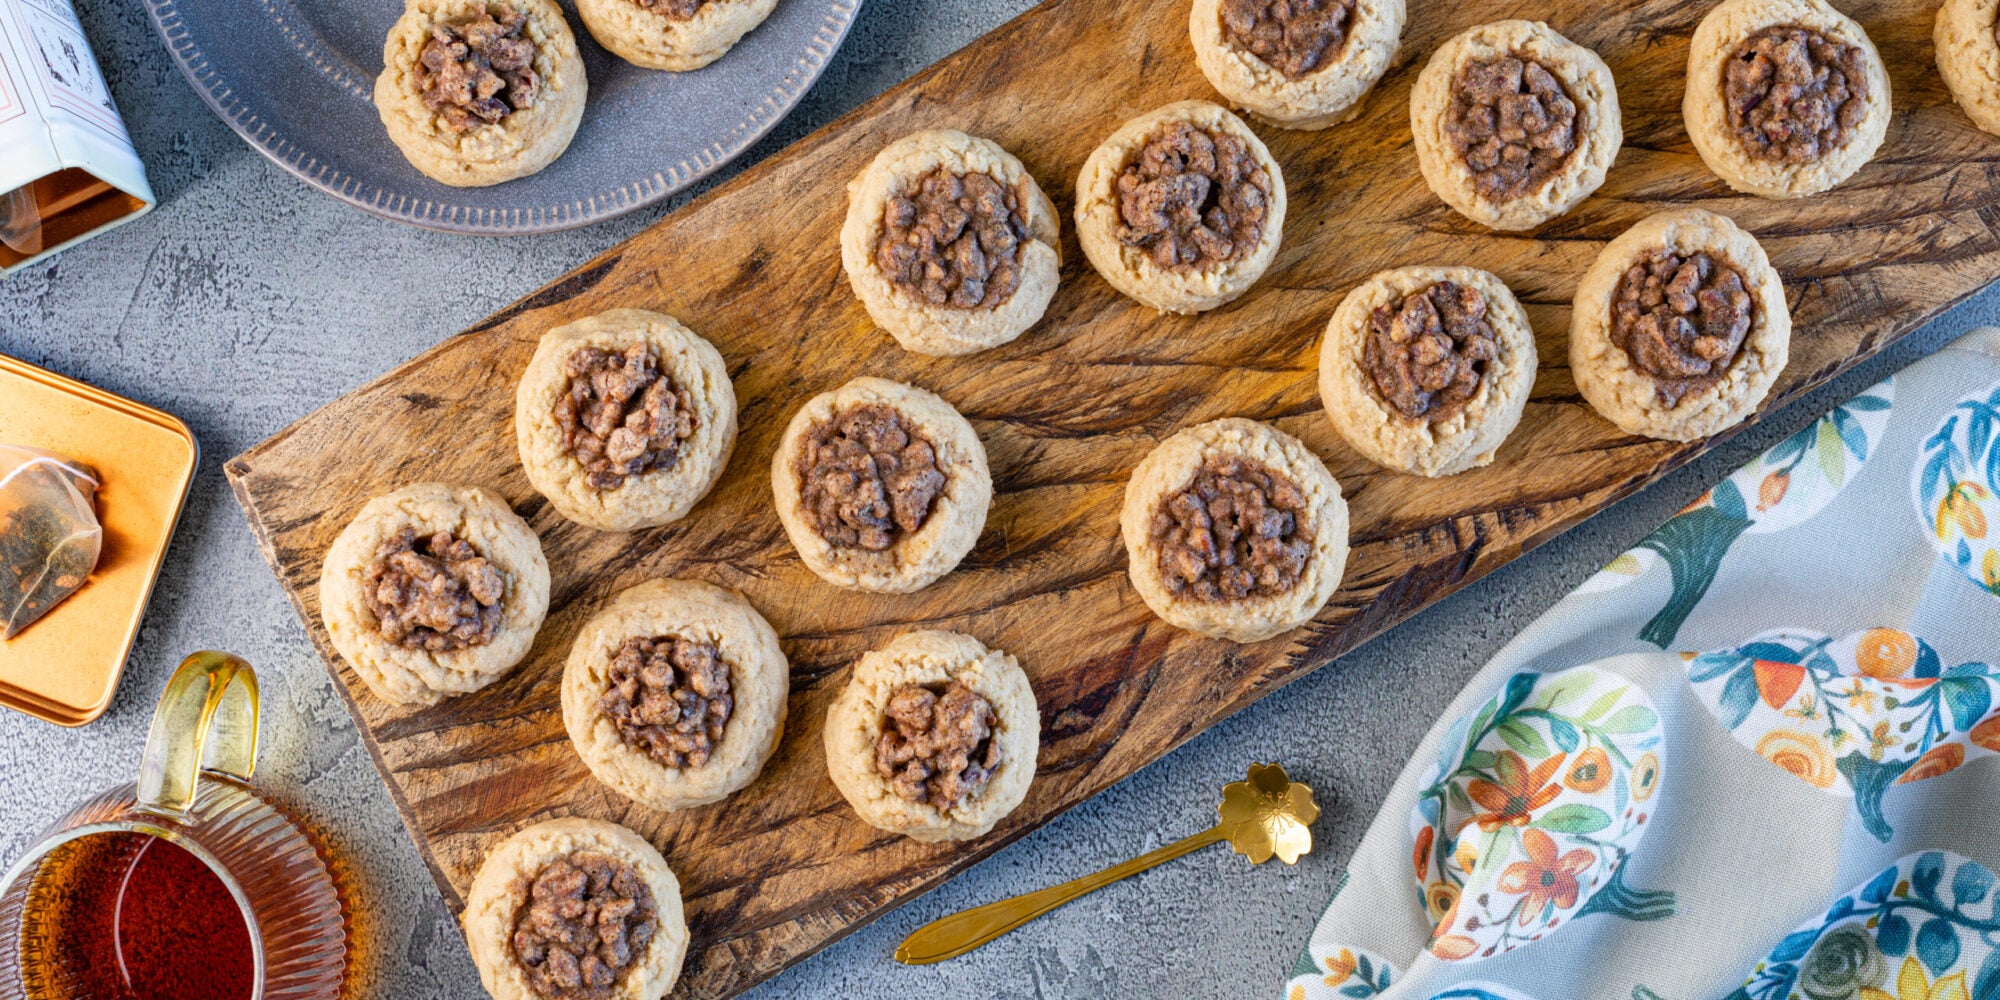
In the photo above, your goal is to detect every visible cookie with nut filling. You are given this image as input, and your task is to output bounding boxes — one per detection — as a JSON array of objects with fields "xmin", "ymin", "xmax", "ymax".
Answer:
[
  {"xmin": 823, "ymin": 630, "xmax": 1039, "ymax": 843},
  {"xmin": 574, "ymin": 0, "xmax": 777, "ymax": 72},
  {"xmin": 1571, "ymin": 208, "xmax": 1791, "ymax": 442},
  {"xmin": 561, "ymin": 578, "xmax": 788, "ymax": 812},
  {"xmin": 1120, "ymin": 418, "xmax": 1349, "ymax": 643},
  {"xmin": 840, "ymin": 129, "xmax": 1062, "ymax": 356},
  {"xmin": 770, "ymin": 377, "xmax": 991, "ymax": 593},
  {"xmin": 320, "ymin": 482, "xmax": 551, "ymax": 706},
  {"xmin": 1074, "ymin": 100, "xmax": 1287, "ymax": 314},
  {"xmin": 1410, "ymin": 20, "xmax": 1621, "ymax": 231},
  {"xmin": 374, "ymin": 0, "xmax": 587, "ymax": 187},
  {"xmin": 463, "ymin": 817, "xmax": 688, "ymax": 1000},
  {"xmin": 1684, "ymin": 0, "xmax": 1890, "ymax": 198},
  {"xmin": 1320, "ymin": 265, "xmax": 1538, "ymax": 477},
  {"xmin": 1936, "ymin": 0, "xmax": 2000, "ymax": 136},
  {"xmin": 1190, "ymin": 0, "xmax": 1405, "ymax": 130},
  {"xmin": 516, "ymin": 309, "xmax": 737, "ymax": 532}
]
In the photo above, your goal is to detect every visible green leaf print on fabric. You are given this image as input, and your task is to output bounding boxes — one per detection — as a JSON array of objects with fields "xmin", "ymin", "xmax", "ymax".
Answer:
[
  {"xmin": 1686, "ymin": 628, "xmax": 2000, "ymax": 842},
  {"xmin": 1589, "ymin": 380, "xmax": 1895, "ymax": 647},
  {"xmin": 1411, "ymin": 667, "xmax": 1673, "ymax": 964},
  {"xmin": 1729, "ymin": 852, "xmax": 2000, "ymax": 1000}
]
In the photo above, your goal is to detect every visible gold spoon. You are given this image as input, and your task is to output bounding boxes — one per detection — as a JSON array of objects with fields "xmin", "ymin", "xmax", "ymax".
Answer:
[{"xmin": 895, "ymin": 762, "xmax": 1320, "ymax": 965}]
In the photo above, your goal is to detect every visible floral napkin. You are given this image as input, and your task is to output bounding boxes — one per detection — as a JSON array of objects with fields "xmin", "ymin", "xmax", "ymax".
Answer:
[{"xmin": 1284, "ymin": 328, "xmax": 2000, "ymax": 1000}]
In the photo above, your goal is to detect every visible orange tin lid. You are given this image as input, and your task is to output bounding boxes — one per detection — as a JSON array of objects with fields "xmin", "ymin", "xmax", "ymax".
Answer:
[{"xmin": 0, "ymin": 355, "xmax": 196, "ymax": 725}]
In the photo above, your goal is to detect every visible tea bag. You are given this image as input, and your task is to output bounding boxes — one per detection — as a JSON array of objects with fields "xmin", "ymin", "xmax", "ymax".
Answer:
[{"xmin": 0, "ymin": 445, "xmax": 101, "ymax": 638}]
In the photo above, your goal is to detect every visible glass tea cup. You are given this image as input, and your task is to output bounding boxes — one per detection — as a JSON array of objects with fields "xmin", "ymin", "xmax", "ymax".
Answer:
[{"xmin": 0, "ymin": 651, "xmax": 346, "ymax": 1000}]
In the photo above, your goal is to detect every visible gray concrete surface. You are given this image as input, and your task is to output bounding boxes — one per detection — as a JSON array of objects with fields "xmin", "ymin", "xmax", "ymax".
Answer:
[{"xmin": 0, "ymin": 2, "xmax": 1989, "ymax": 997}]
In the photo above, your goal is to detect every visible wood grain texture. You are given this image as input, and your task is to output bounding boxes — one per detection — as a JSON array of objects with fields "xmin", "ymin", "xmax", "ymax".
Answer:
[{"xmin": 227, "ymin": 0, "xmax": 2000, "ymax": 995}]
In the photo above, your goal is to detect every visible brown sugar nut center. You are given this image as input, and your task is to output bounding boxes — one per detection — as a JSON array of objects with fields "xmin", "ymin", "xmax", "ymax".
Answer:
[
  {"xmin": 363, "ymin": 528, "xmax": 506, "ymax": 652},
  {"xmin": 1723, "ymin": 25, "xmax": 1871, "ymax": 165},
  {"xmin": 597, "ymin": 635, "xmax": 734, "ymax": 769},
  {"xmin": 416, "ymin": 2, "xmax": 541, "ymax": 133},
  {"xmin": 1610, "ymin": 250, "xmax": 1754, "ymax": 408},
  {"xmin": 1363, "ymin": 281, "xmax": 1499, "ymax": 423},
  {"xmin": 553, "ymin": 343, "xmax": 699, "ymax": 492},
  {"xmin": 510, "ymin": 852, "xmax": 659, "ymax": 1000},
  {"xmin": 1219, "ymin": 0, "xmax": 1358, "ymax": 79},
  {"xmin": 628, "ymin": 0, "xmax": 705, "ymax": 17},
  {"xmin": 875, "ymin": 680, "xmax": 1004, "ymax": 812},
  {"xmin": 1115, "ymin": 122, "xmax": 1273, "ymax": 272},
  {"xmin": 875, "ymin": 168, "xmax": 1031, "ymax": 310},
  {"xmin": 1151, "ymin": 456, "xmax": 1315, "ymax": 603},
  {"xmin": 794, "ymin": 405, "xmax": 947, "ymax": 552},
  {"xmin": 1444, "ymin": 54, "xmax": 1580, "ymax": 202}
]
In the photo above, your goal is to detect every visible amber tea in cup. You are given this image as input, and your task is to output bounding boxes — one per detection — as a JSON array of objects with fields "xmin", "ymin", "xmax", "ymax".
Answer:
[{"xmin": 0, "ymin": 652, "xmax": 345, "ymax": 1000}]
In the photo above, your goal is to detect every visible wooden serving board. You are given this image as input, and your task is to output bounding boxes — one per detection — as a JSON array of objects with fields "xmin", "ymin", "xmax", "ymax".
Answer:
[{"xmin": 227, "ymin": 0, "xmax": 2000, "ymax": 994}]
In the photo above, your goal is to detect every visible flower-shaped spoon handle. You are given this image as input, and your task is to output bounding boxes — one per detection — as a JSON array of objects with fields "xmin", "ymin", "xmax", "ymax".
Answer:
[{"xmin": 895, "ymin": 762, "xmax": 1318, "ymax": 965}]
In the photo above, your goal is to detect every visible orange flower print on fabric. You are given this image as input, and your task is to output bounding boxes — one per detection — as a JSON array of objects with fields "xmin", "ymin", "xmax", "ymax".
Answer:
[
  {"xmin": 1856, "ymin": 628, "xmax": 1918, "ymax": 679},
  {"xmin": 1757, "ymin": 729, "xmax": 1837, "ymax": 788},
  {"xmin": 1321, "ymin": 949, "xmax": 1357, "ymax": 987},
  {"xmin": 1895, "ymin": 743, "xmax": 1965, "ymax": 784},
  {"xmin": 1496, "ymin": 829, "xmax": 1596, "ymax": 926},
  {"xmin": 1425, "ymin": 881, "xmax": 1460, "ymax": 924},
  {"xmin": 1467, "ymin": 750, "xmax": 1566, "ymax": 832},
  {"xmin": 1631, "ymin": 752, "xmax": 1661, "ymax": 801},
  {"xmin": 1413, "ymin": 825, "xmax": 1433, "ymax": 881},
  {"xmin": 1754, "ymin": 659, "xmax": 1808, "ymax": 708},
  {"xmin": 1936, "ymin": 483, "xmax": 1990, "ymax": 541},
  {"xmin": 1565, "ymin": 747, "xmax": 1611, "ymax": 793},
  {"xmin": 1973, "ymin": 715, "xmax": 2000, "ymax": 752},
  {"xmin": 1758, "ymin": 468, "xmax": 1790, "ymax": 511}
]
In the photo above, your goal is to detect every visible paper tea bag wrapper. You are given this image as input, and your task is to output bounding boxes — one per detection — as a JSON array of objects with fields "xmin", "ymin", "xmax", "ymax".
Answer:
[
  {"xmin": 0, "ymin": 0, "xmax": 153, "ymax": 277},
  {"xmin": 0, "ymin": 445, "xmax": 102, "ymax": 639}
]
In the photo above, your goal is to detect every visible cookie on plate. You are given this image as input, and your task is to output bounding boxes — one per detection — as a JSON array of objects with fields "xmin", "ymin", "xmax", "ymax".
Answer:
[
  {"xmin": 574, "ymin": 0, "xmax": 778, "ymax": 72},
  {"xmin": 1120, "ymin": 418, "xmax": 1349, "ymax": 642},
  {"xmin": 516, "ymin": 308, "xmax": 738, "ymax": 532},
  {"xmin": 840, "ymin": 129, "xmax": 1062, "ymax": 356},
  {"xmin": 1410, "ymin": 20, "xmax": 1621, "ymax": 231},
  {"xmin": 320, "ymin": 483, "xmax": 551, "ymax": 706},
  {"xmin": 1570, "ymin": 207, "xmax": 1791, "ymax": 442},
  {"xmin": 1937, "ymin": 0, "xmax": 2000, "ymax": 135},
  {"xmin": 1075, "ymin": 100, "xmax": 1286, "ymax": 314},
  {"xmin": 375, "ymin": 0, "xmax": 587, "ymax": 187},
  {"xmin": 823, "ymin": 630, "xmax": 1039, "ymax": 843},
  {"xmin": 1319, "ymin": 266, "xmax": 1537, "ymax": 477},
  {"xmin": 1189, "ymin": 0, "xmax": 1405, "ymax": 130},
  {"xmin": 562, "ymin": 578, "xmax": 789, "ymax": 811},
  {"xmin": 1684, "ymin": 0, "xmax": 1890, "ymax": 198},
  {"xmin": 463, "ymin": 817, "xmax": 688, "ymax": 1000},
  {"xmin": 770, "ymin": 377, "xmax": 991, "ymax": 593}
]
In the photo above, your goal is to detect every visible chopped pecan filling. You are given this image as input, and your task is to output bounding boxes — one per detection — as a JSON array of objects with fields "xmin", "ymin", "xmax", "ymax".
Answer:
[
  {"xmin": 416, "ymin": 2, "xmax": 541, "ymax": 133},
  {"xmin": 1610, "ymin": 250, "xmax": 1754, "ymax": 407},
  {"xmin": 1116, "ymin": 122, "xmax": 1273, "ymax": 272},
  {"xmin": 875, "ymin": 168, "xmax": 1030, "ymax": 310},
  {"xmin": 597, "ymin": 635, "xmax": 734, "ymax": 769},
  {"xmin": 794, "ymin": 405, "xmax": 947, "ymax": 552},
  {"xmin": 1219, "ymin": 0, "xmax": 1358, "ymax": 79},
  {"xmin": 363, "ymin": 528, "xmax": 505, "ymax": 651},
  {"xmin": 1444, "ymin": 54, "xmax": 1580, "ymax": 202},
  {"xmin": 554, "ymin": 343, "xmax": 698, "ymax": 492},
  {"xmin": 1364, "ymin": 281, "xmax": 1499, "ymax": 423},
  {"xmin": 628, "ymin": 0, "xmax": 705, "ymax": 17},
  {"xmin": 1723, "ymin": 25, "xmax": 1870, "ymax": 165},
  {"xmin": 1152, "ymin": 456, "xmax": 1314, "ymax": 602},
  {"xmin": 510, "ymin": 852, "xmax": 658, "ymax": 1000},
  {"xmin": 875, "ymin": 681, "xmax": 1004, "ymax": 812}
]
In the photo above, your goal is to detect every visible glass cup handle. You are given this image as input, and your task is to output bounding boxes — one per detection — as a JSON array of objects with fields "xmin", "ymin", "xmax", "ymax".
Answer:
[{"xmin": 136, "ymin": 650, "xmax": 260, "ymax": 818}]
